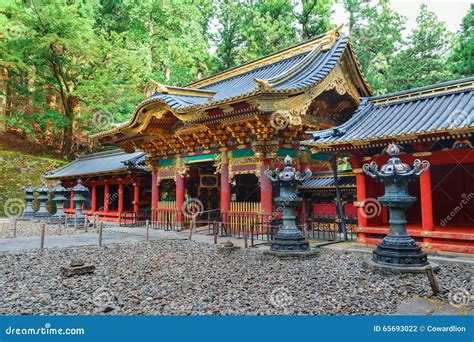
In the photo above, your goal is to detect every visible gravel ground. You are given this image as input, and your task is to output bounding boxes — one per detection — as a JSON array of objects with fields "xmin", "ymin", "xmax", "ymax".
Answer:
[
  {"xmin": 0, "ymin": 240, "xmax": 472, "ymax": 315},
  {"xmin": 0, "ymin": 220, "xmax": 88, "ymax": 239}
]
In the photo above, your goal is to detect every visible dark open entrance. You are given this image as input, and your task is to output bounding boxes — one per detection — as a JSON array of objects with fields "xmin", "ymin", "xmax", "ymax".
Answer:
[{"xmin": 187, "ymin": 161, "xmax": 220, "ymax": 212}]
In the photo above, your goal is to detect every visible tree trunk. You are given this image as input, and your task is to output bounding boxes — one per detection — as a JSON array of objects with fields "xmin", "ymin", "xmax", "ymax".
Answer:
[{"xmin": 60, "ymin": 95, "xmax": 76, "ymax": 158}]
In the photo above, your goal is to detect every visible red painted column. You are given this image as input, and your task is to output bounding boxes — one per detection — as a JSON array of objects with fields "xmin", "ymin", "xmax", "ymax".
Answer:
[
  {"xmin": 118, "ymin": 182, "xmax": 124, "ymax": 214},
  {"xmin": 70, "ymin": 191, "xmax": 74, "ymax": 213},
  {"xmin": 220, "ymin": 149, "xmax": 230, "ymax": 223},
  {"xmin": 91, "ymin": 184, "xmax": 97, "ymax": 213},
  {"xmin": 420, "ymin": 168, "xmax": 434, "ymax": 244},
  {"xmin": 176, "ymin": 172, "xmax": 185, "ymax": 226},
  {"xmin": 260, "ymin": 158, "xmax": 273, "ymax": 217},
  {"xmin": 133, "ymin": 182, "xmax": 140, "ymax": 214},
  {"xmin": 104, "ymin": 184, "xmax": 109, "ymax": 213},
  {"xmin": 151, "ymin": 169, "xmax": 159, "ymax": 223},
  {"xmin": 354, "ymin": 167, "xmax": 368, "ymax": 242}
]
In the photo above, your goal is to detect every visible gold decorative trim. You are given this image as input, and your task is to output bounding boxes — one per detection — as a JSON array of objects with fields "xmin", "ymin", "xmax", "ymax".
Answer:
[
  {"xmin": 412, "ymin": 152, "xmax": 432, "ymax": 157},
  {"xmin": 371, "ymin": 80, "xmax": 473, "ymax": 106},
  {"xmin": 187, "ymin": 27, "xmax": 343, "ymax": 90}
]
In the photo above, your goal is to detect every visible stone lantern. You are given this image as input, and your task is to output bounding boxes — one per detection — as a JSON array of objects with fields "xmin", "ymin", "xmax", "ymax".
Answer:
[
  {"xmin": 19, "ymin": 183, "xmax": 36, "ymax": 220},
  {"xmin": 50, "ymin": 181, "xmax": 67, "ymax": 224},
  {"xmin": 69, "ymin": 179, "xmax": 89, "ymax": 224},
  {"xmin": 33, "ymin": 182, "xmax": 51, "ymax": 220},
  {"xmin": 264, "ymin": 155, "xmax": 317, "ymax": 258},
  {"xmin": 363, "ymin": 143, "xmax": 432, "ymax": 271}
]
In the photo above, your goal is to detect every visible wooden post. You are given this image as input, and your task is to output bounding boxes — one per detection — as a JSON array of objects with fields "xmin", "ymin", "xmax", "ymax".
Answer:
[
  {"xmin": 188, "ymin": 216, "xmax": 195, "ymax": 240},
  {"xmin": 133, "ymin": 183, "xmax": 140, "ymax": 215},
  {"xmin": 93, "ymin": 214, "xmax": 98, "ymax": 232},
  {"xmin": 98, "ymin": 222, "xmax": 103, "ymax": 247},
  {"xmin": 104, "ymin": 184, "xmax": 110, "ymax": 213},
  {"xmin": 39, "ymin": 223, "xmax": 45, "ymax": 252},
  {"xmin": 213, "ymin": 221, "xmax": 218, "ymax": 244},
  {"xmin": 118, "ymin": 182, "xmax": 124, "ymax": 215},
  {"xmin": 176, "ymin": 171, "xmax": 185, "ymax": 228},
  {"xmin": 220, "ymin": 149, "xmax": 230, "ymax": 224},
  {"xmin": 146, "ymin": 219, "xmax": 150, "ymax": 242},
  {"xmin": 11, "ymin": 218, "xmax": 17, "ymax": 238},
  {"xmin": 243, "ymin": 224, "xmax": 248, "ymax": 248},
  {"xmin": 426, "ymin": 268, "xmax": 440, "ymax": 295},
  {"xmin": 260, "ymin": 158, "xmax": 273, "ymax": 217},
  {"xmin": 151, "ymin": 170, "xmax": 159, "ymax": 223},
  {"xmin": 74, "ymin": 215, "xmax": 77, "ymax": 229},
  {"xmin": 91, "ymin": 184, "xmax": 97, "ymax": 212},
  {"xmin": 420, "ymin": 168, "xmax": 434, "ymax": 243},
  {"xmin": 354, "ymin": 164, "xmax": 368, "ymax": 242},
  {"xmin": 84, "ymin": 215, "xmax": 88, "ymax": 231}
]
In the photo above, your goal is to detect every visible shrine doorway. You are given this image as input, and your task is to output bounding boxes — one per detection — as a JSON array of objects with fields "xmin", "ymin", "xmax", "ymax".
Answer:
[{"xmin": 186, "ymin": 161, "xmax": 220, "ymax": 215}]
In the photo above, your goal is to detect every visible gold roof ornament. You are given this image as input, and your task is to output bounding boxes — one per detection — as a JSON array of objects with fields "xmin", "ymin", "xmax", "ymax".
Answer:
[{"xmin": 150, "ymin": 79, "xmax": 169, "ymax": 94}]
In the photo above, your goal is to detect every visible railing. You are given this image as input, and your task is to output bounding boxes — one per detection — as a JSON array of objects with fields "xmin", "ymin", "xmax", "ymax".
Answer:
[
  {"xmin": 119, "ymin": 209, "xmax": 151, "ymax": 227},
  {"xmin": 226, "ymin": 202, "xmax": 263, "ymax": 234},
  {"xmin": 229, "ymin": 202, "xmax": 261, "ymax": 213},
  {"xmin": 157, "ymin": 201, "xmax": 176, "ymax": 210},
  {"xmin": 305, "ymin": 215, "xmax": 358, "ymax": 241},
  {"xmin": 209, "ymin": 214, "xmax": 279, "ymax": 247}
]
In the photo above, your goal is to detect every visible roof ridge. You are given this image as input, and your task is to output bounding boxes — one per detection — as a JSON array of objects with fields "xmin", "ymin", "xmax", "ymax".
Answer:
[
  {"xmin": 370, "ymin": 77, "xmax": 474, "ymax": 106},
  {"xmin": 77, "ymin": 149, "xmax": 132, "ymax": 160},
  {"xmin": 186, "ymin": 26, "xmax": 343, "ymax": 89}
]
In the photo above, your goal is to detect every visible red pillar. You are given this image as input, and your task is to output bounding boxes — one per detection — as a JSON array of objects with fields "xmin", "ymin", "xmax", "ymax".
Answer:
[
  {"xmin": 260, "ymin": 158, "xmax": 273, "ymax": 217},
  {"xmin": 133, "ymin": 182, "xmax": 140, "ymax": 214},
  {"xmin": 220, "ymin": 150, "xmax": 231, "ymax": 223},
  {"xmin": 355, "ymin": 168, "xmax": 368, "ymax": 242},
  {"xmin": 151, "ymin": 170, "xmax": 159, "ymax": 223},
  {"xmin": 118, "ymin": 182, "xmax": 124, "ymax": 214},
  {"xmin": 176, "ymin": 173, "xmax": 185, "ymax": 226},
  {"xmin": 420, "ymin": 168, "xmax": 434, "ymax": 243},
  {"xmin": 91, "ymin": 184, "xmax": 97, "ymax": 212},
  {"xmin": 104, "ymin": 184, "xmax": 109, "ymax": 213},
  {"xmin": 70, "ymin": 191, "xmax": 74, "ymax": 213}
]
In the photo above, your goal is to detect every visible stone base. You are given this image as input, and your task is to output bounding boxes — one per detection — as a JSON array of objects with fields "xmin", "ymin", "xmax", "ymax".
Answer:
[
  {"xmin": 264, "ymin": 249, "xmax": 319, "ymax": 259},
  {"xmin": 60, "ymin": 264, "xmax": 96, "ymax": 277},
  {"xmin": 270, "ymin": 232, "xmax": 310, "ymax": 252},
  {"xmin": 363, "ymin": 259, "xmax": 439, "ymax": 274},
  {"xmin": 373, "ymin": 235, "xmax": 429, "ymax": 267}
]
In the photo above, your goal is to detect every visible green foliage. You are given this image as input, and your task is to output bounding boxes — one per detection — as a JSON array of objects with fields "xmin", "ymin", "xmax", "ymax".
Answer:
[
  {"xmin": 1, "ymin": 0, "xmax": 470, "ymax": 157},
  {"xmin": 345, "ymin": 0, "xmax": 406, "ymax": 94},
  {"xmin": 449, "ymin": 4, "xmax": 474, "ymax": 77},
  {"xmin": 0, "ymin": 149, "xmax": 66, "ymax": 216},
  {"xmin": 384, "ymin": 4, "xmax": 456, "ymax": 92}
]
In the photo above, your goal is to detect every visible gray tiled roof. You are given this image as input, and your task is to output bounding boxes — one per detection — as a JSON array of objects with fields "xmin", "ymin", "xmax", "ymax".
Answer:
[
  {"xmin": 300, "ymin": 172, "xmax": 356, "ymax": 189},
  {"xmin": 45, "ymin": 150, "xmax": 147, "ymax": 179},
  {"xmin": 147, "ymin": 36, "xmax": 350, "ymax": 110},
  {"xmin": 304, "ymin": 77, "xmax": 474, "ymax": 146}
]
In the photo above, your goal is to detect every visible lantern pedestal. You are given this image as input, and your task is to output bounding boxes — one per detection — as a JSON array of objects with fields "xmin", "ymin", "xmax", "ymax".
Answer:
[
  {"xmin": 33, "ymin": 183, "xmax": 51, "ymax": 220},
  {"xmin": 50, "ymin": 181, "xmax": 67, "ymax": 224},
  {"xmin": 363, "ymin": 144, "xmax": 431, "ymax": 271},
  {"xmin": 67, "ymin": 179, "xmax": 89, "ymax": 225},
  {"xmin": 19, "ymin": 183, "xmax": 36, "ymax": 221},
  {"xmin": 263, "ymin": 155, "xmax": 318, "ymax": 259}
]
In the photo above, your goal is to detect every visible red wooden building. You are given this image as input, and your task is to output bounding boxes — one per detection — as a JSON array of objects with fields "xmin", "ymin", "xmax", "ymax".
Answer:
[
  {"xmin": 45, "ymin": 149, "xmax": 151, "ymax": 222},
  {"xmin": 302, "ymin": 77, "xmax": 474, "ymax": 254}
]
